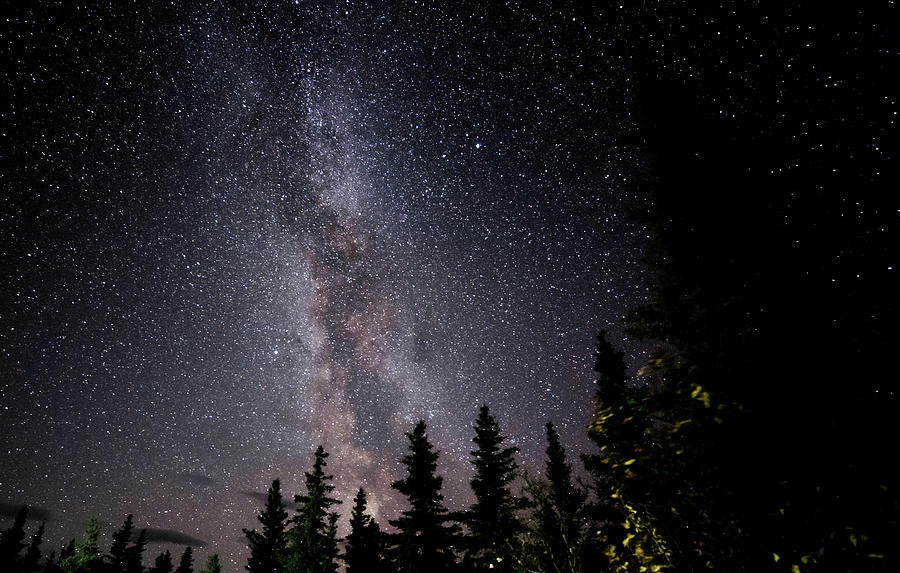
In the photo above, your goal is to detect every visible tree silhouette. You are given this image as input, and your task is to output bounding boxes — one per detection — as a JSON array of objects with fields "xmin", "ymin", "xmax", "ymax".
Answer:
[
  {"xmin": 390, "ymin": 420, "xmax": 459, "ymax": 572},
  {"xmin": 344, "ymin": 488, "xmax": 385, "ymax": 573},
  {"xmin": 464, "ymin": 405, "xmax": 520, "ymax": 571},
  {"xmin": 22, "ymin": 522, "xmax": 44, "ymax": 573},
  {"xmin": 107, "ymin": 514, "xmax": 134, "ymax": 573},
  {"xmin": 244, "ymin": 479, "xmax": 289, "ymax": 573},
  {"xmin": 286, "ymin": 446, "xmax": 341, "ymax": 573},
  {"xmin": 531, "ymin": 422, "xmax": 588, "ymax": 572},
  {"xmin": 0, "ymin": 505, "xmax": 29, "ymax": 570},
  {"xmin": 174, "ymin": 547, "xmax": 193, "ymax": 573},
  {"xmin": 123, "ymin": 529, "xmax": 146, "ymax": 573},
  {"xmin": 149, "ymin": 550, "xmax": 173, "ymax": 573}
]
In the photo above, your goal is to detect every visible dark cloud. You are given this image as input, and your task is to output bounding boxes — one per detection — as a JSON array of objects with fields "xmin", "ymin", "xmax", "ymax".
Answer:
[
  {"xmin": 142, "ymin": 527, "xmax": 206, "ymax": 547},
  {"xmin": 0, "ymin": 503, "xmax": 53, "ymax": 522}
]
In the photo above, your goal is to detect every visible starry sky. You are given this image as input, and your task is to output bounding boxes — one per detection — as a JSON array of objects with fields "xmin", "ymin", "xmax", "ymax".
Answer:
[
  {"xmin": 3, "ymin": 1, "xmax": 895, "ymax": 571},
  {"xmin": 2, "ymin": 2, "xmax": 646, "ymax": 568}
]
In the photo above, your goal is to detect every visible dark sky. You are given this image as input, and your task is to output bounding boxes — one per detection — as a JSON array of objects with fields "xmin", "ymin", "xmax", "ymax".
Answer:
[
  {"xmin": 3, "ymin": 2, "xmax": 894, "ymax": 571},
  {"xmin": 1, "ymin": 2, "xmax": 645, "ymax": 568}
]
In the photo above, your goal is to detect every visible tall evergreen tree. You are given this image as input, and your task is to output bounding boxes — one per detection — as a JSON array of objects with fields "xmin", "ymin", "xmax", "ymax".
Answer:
[
  {"xmin": 0, "ymin": 505, "xmax": 29, "ymax": 570},
  {"xmin": 343, "ymin": 488, "xmax": 384, "ymax": 573},
  {"xmin": 59, "ymin": 517, "xmax": 102, "ymax": 573},
  {"xmin": 244, "ymin": 479, "xmax": 289, "ymax": 573},
  {"xmin": 148, "ymin": 551, "xmax": 173, "ymax": 573},
  {"xmin": 285, "ymin": 446, "xmax": 341, "ymax": 573},
  {"xmin": 174, "ymin": 547, "xmax": 193, "ymax": 573},
  {"xmin": 534, "ymin": 422, "xmax": 588, "ymax": 572},
  {"xmin": 123, "ymin": 529, "xmax": 146, "ymax": 573},
  {"xmin": 22, "ymin": 522, "xmax": 44, "ymax": 573},
  {"xmin": 199, "ymin": 554, "xmax": 222, "ymax": 573},
  {"xmin": 107, "ymin": 515, "xmax": 134, "ymax": 573},
  {"xmin": 465, "ymin": 405, "xmax": 520, "ymax": 571},
  {"xmin": 390, "ymin": 420, "xmax": 459, "ymax": 572}
]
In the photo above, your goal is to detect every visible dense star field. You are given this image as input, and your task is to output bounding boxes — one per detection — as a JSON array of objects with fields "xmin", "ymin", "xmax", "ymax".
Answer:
[
  {"xmin": 4, "ymin": 2, "xmax": 897, "ymax": 572},
  {"xmin": 2, "ymin": 2, "xmax": 645, "ymax": 567}
]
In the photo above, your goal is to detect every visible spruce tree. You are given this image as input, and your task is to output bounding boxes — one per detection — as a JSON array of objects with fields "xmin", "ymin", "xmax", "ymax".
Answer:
[
  {"xmin": 285, "ymin": 446, "xmax": 342, "ymax": 573},
  {"xmin": 174, "ymin": 547, "xmax": 193, "ymax": 573},
  {"xmin": 199, "ymin": 554, "xmax": 222, "ymax": 573},
  {"xmin": 59, "ymin": 517, "xmax": 102, "ymax": 573},
  {"xmin": 22, "ymin": 522, "xmax": 45, "ymax": 573},
  {"xmin": 108, "ymin": 515, "xmax": 134, "ymax": 573},
  {"xmin": 343, "ymin": 488, "xmax": 384, "ymax": 573},
  {"xmin": 465, "ymin": 405, "xmax": 520, "ymax": 571},
  {"xmin": 123, "ymin": 529, "xmax": 146, "ymax": 573},
  {"xmin": 390, "ymin": 420, "xmax": 458, "ymax": 572},
  {"xmin": 149, "ymin": 551, "xmax": 173, "ymax": 573},
  {"xmin": 244, "ymin": 479, "xmax": 289, "ymax": 573},
  {"xmin": 0, "ymin": 505, "xmax": 29, "ymax": 569},
  {"xmin": 538, "ymin": 422, "xmax": 587, "ymax": 571}
]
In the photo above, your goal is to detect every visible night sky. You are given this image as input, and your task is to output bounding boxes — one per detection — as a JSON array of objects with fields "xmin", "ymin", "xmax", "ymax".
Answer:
[
  {"xmin": 2, "ymin": 2, "xmax": 645, "ymax": 568},
  {"xmin": 3, "ymin": 2, "xmax": 894, "ymax": 571}
]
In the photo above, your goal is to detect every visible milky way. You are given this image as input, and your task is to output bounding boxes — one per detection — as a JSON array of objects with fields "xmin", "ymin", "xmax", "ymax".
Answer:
[{"xmin": 1, "ymin": 2, "xmax": 645, "ymax": 568}]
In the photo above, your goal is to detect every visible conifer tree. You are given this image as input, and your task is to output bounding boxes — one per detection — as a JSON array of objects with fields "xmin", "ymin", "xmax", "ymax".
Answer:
[
  {"xmin": 43, "ymin": 549, "xmax": 60, "ymax": 573},
  {"xmin": 22, "ymin": 522, "xmax": 44, "ymax": 573},
  {"xmin": 174, "ymin": 547, "xmax": 193, "ymax": 573},
  {"xmin": 343, "ymin": 488, "xmax": 384, "ymax": 573},
  {"xmin": 0, "ymin": 505, "xmax": 29, "ymax": 569},
  {"xmin": 123, "ymin": 529, "xmax": 146, "ymax": 573},
  {"xmin": 108, "ymin": 515, "xmax": 134, "ymax": 573},
  {"xmin": 535, "ymin": 422, "xmax": 587, "ymax": 571},
  {"xmin": 199, "ymin": 554, "xmax": 222, "ymax": 573},
  {"xmin": 244, "ymin": 479, "xmax": 289, "ymax": 573},
  {"xmin": 59, "ymin": 517, "xmax": 103, "ymax": 573},
  {"xmin": 149, "ymin": 550, "xmax": 173, "ymax": 573},
  {"xmin": 285, "ymin": 446, "xmax": 342, "ymax": 573},
  {"xmin": 390, "ymin": 420, "xmax": 458, "ymax": 572},
  {"xmin": 465, "ymin": 405, "xmax": 520, "ymax": 571}
]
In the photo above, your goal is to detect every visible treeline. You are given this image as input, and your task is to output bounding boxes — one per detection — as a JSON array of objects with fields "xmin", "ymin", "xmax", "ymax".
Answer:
[
  {"xmin": 5, "ymin": 305, "xmax": 896, "ymax": 573},
  {"xmin": 0, "ymin": 508, "xmax": 221, "ymax": 573}
]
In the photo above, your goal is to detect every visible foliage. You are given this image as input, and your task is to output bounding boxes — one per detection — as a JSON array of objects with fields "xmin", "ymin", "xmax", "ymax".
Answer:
[
  {"xmin": 22, "ymin": 522, "xmax": 44, "ymax": 573},
  {"xmin": 244, "ymin": 479, "xmax": 289, "ymax": 573},
  {"xmin": 59, "ymin": 517, "xmax": 103, "ymax": 573},
  {"xmin": 149, "ymin": 550, "xmax": 173, "ymax": 573},
  {"xmin": 286, "ymin": 446, "xmax": 342, "ymax": 573},
  {"xmin": 174, "ymin": 546, "xmax": 193, "ymax": 573},
  {"xmin": 199, "ymin": 554, "xmax": 222, "ymax": 573},
  {"xmin": 0, "ymin": 505, "xmax": 29, "ymax": 572},
  {"xmin": 464, "ymin": 405, "xmax": 522, "ymax": 572},
  {"xmin": 344, "ymin": 488, "xmax": 385, "ymax": 573},
  {"xmin": 390, "ymin": 420, "xmax": 460, "ymax": 572}
]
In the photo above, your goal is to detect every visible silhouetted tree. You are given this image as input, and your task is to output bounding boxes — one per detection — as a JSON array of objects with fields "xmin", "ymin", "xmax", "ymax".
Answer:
[
  {"xmin": 123, "ymin": 529, "xmax": 146, "ymax": 573},
  {"xmin": 199, "ymin": 554, "xmax": 221, "ymax": 573},
  {"xmin": 149, "ymin": 551, "xmax": 172, "ymax": 573},
  {"xmin": 285, "ymin": 446, "xmax": 341, "ymax": 573},
  {"xmin": 390, "ymin": 420, "xmax": 459, "ymax": 572},
  {"xmin": 244, "ymin": 479, "xmax": 289, "ymax": 573},
  {"xmin": 0, "ymin": 505, "xmax": 29, "ymax": 570},
  {"xmin": 174, "ymin": 547, "xmax": 193, "ymax": 573},
  {"xmin": 343, "ymin": 488, "xmax": 384, "ymax": 573},
  {"xmin": 535, "ymin": 422, "xmax": 587, "ymax": 572},
  {"xmin": 60, "ymin": 540, "xmax": 76, "ymax": 562},
  {"xmin": 464, "ymin": 405, "xmax": 520, "ymax": 571},
  {"xmin": 22, "ymin": 522, "xmax": 44, "ymax": 573},
  {"xmin": 107, "ymin": 515, "xmax": 134, "ymax": 573}
]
